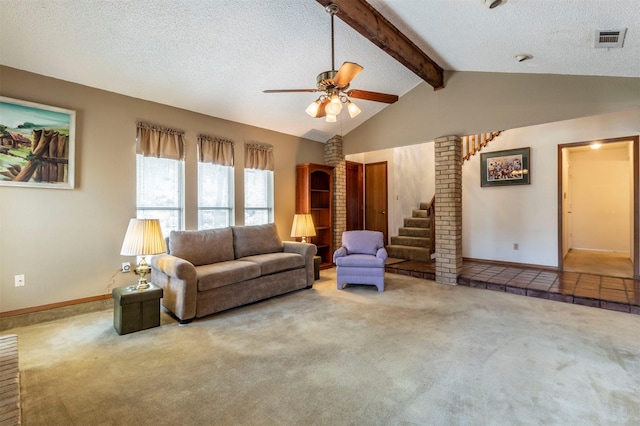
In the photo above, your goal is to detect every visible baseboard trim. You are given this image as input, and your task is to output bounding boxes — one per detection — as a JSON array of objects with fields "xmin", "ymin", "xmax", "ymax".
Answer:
[
  {"xmin": 0, "ymin": 294, "xmax": 111, "ymax": 318},
  {"xmin": 463, "ymin": 257, "xmax": 558, "ymax": 272}
]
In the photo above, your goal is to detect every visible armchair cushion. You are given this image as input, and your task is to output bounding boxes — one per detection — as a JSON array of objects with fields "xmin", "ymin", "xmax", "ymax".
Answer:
[
  {"xmin": 334, "ymin": 253, "xmax": 385, "ymax": 268},
  {"xmin": 342, "ymin": 230, "xmax": 384, "ymax": 256}
]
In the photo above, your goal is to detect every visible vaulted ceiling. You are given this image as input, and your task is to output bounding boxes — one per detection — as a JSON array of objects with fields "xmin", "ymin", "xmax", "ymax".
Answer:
[{"xmin": 1, "ymin": 0, "xmax": 638, "ymax": 142}]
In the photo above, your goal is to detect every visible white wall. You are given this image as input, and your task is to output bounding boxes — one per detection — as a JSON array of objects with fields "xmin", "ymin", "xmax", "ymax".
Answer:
[
  {"xmin": 569, "ymin": 145, "xmax": 630, "ymax": 253},
  {"xmin": 462, "ymin": 108, "xmax": 640, "ymax": 267},
  {"xmin": 345, "ymin": 72, "xmax": 640, "ymax": 154}
]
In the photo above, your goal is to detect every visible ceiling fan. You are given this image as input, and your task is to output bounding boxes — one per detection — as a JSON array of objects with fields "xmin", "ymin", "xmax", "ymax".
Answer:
[{"xmin": 263, "ymin": 3, "xmax": 398, "ymax": 122}]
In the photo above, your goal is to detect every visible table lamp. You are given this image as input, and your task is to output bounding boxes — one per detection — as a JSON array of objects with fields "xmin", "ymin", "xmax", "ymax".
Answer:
[
  {"xmin": 290, "ymin": 213, "xmax": 316, "ymax": 243},
  {"xmin": 120, "ymin": 218, "xmax": 166, "ymax": 290}
]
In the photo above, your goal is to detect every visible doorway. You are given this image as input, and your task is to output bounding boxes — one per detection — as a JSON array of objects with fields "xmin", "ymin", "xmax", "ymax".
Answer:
[
  {"xmin": 558, "ymin": 136, "xmax": 639, "ymax": 278},
  {"xmin": 365, "ymin": 162, "xmax": 388, "ymax": 243},
  {"xmin": 346, "ymin": 161, "xmax": 364, "ymax": 231}
]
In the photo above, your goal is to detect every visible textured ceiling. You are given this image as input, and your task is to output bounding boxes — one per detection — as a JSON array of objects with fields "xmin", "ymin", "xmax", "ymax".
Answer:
[{"xmin": 1, "ymin": 0, "xmax": 638, "ymax": 143}]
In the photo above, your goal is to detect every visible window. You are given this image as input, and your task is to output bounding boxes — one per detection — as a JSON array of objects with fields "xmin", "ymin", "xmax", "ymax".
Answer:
[
  {"xmin": 244, "ymin": 168, "xmax": 273, "ymax": 225},
  {"xmin": 197, "ymin": 135, "xmax": 235, "ymax": 229},
  {"xmin": 198, "ymin": 163, "xmax": 233, "ymax": 229},
  {"xmin": 136, "ymin": 122, "xmax": 185, "ymax": 236},
  {"xmin": 136, "ymin": 155, "xmax": 184, "ymax": 235}
]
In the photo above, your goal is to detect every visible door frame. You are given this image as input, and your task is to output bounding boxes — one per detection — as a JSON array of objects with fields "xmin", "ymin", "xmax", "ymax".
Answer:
[{"xmin": 557, "ymin": 135, "xmax": 639, "ymax": 278}]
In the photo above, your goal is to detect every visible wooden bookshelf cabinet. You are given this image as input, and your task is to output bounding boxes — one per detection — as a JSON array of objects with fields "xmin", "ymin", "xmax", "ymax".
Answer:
[{"xmin": 296, "ymin": 163, "xmax": 334, "ymax": 268}]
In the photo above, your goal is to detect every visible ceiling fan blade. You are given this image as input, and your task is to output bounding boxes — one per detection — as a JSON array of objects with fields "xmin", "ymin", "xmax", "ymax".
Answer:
[
  {"xmin": 346, "ymin": 89, "xmax": 399, "ymax": 104},
  {"xmin": 263, "ymin": 89, "xmax": 317, "ymax": 93},
  {"xmin": 314, "ymin": 98, "xmax": 330, "ymax": 118},
  {"xmin": 332, "ymin": 62, "xmax": 363, "ymax": 87}
]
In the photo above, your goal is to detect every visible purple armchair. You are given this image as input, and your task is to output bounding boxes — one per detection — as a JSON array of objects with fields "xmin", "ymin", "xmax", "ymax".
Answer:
[{"xmin": 333, "ymin": 230, "xmax": 387, "ymax": 292}]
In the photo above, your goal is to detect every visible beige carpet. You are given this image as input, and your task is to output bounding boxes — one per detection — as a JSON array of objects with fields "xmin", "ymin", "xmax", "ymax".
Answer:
[{"xmin": 6, "ymin": 270, "xmax": 640, "ymax": 425}]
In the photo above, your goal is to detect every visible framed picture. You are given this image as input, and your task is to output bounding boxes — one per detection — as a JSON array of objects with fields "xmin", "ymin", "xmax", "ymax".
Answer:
[
  {"xmin": 480, "ymin": 147, "xmax": 530, "ymax": 187},
  {"xmin": 0, "ymin": 96, "xmax": 75, "ymax": 189}
]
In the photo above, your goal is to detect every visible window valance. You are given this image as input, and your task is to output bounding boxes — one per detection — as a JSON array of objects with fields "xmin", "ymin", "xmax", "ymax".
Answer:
[
  {"xmin": 244, "ymin": 143, "xmax": 274, "ymax": 171},
  {"xmin": 136, "ymin": 122, "xmax": 185, "ymax": 160},
  {"xmin": 198, "ymin": 134, "xmax": 234, "ymax": 166}
]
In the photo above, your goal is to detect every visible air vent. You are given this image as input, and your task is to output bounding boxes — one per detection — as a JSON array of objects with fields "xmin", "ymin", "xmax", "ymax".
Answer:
[{"xmin": 595, "ymin": 29, "xmax": 627, "ymax": 48}]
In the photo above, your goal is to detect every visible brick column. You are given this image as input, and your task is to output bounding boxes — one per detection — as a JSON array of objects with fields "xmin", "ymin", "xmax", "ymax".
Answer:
[
  {"xmin": 434, "ymin": 135, "xmax": 462, "ymax": 285},
  {"xmin": 324, "ymin": 135, "xmax": 346, "ymax": 256}
]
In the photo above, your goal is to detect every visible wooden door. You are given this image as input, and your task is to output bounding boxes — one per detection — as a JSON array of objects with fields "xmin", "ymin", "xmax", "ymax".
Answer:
[
  {"xmin": 346, "ymin": 161, "xmax": 363, "ymax": 230},
  {"xmin": 365, "ymin": 162, "xmax": 388, "ymax": 244}
]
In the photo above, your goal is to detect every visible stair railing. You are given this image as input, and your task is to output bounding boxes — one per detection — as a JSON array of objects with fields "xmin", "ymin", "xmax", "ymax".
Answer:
[
  {"xmin": 427, "ymin": 195, "xmax": 435, "ymax": 257},
  {"xmin": 462, "ymin": 131, "xmax": 502, "ymax": 162}
]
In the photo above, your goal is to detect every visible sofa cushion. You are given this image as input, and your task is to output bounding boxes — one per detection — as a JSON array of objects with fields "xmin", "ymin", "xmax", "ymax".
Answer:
[
  {"xmin": 196, "ymin": 260, "xmax": 261, "ymax": 292},
  {"xmin": 240, "ymin": 252, "xmax": 305, "ymax": 276},
  {"xmin": 169, "ymin": 228, "xmax": 234, "ymax": 267},
  {"xmin": 342, "ymin": 230, "xmax": 384, "ymax": 256},
  {"xmin": 334, "ymin": 253, "xmax": 385, "ymax": 268},
  {"xmin": 231, "ymin": 224, "xmax": 283, "ymax": 259}
]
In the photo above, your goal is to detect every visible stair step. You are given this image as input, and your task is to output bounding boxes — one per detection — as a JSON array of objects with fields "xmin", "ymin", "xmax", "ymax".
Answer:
[
  {"xmin": 386, "ymin": 245, "xmax": 431, "ymax": 262},
  {"xmin": 412, "ymin": 209, "xmax": 428, "ymax": 218},
  {"xmin": 390, "ymin": 236, "xmax": 430, "ymax": 247},
  {"xmin": 399, "ymin": 227, "xmax": 429, "ymax": 238},
  {"xmin": 419, "ymin": 201, "xmax": 431, "ymax": 210},
  {"xmin": 404, "ymin": 217, "xmax": 430, "ymax": 228}
]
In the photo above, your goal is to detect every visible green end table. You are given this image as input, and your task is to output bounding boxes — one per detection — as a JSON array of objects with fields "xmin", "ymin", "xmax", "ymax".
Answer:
[
  {"xmin": 112, "ymin": 284, "xmax": 163, "ymax": 335},
  {"xmin": 313, "ymin": 255, "xmax": 321, "ymax": 280}
]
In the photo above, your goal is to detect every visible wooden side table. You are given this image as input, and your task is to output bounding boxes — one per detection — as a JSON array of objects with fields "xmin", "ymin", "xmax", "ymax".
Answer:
[{"xmin": 112, "ymin": 284, "xmax": 163, "ymax": 335}]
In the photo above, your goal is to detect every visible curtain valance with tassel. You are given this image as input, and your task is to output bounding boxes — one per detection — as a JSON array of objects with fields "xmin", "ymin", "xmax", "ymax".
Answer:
[
  {"xmin": 136, "ymin": 122, "xmax": 185, "ymax": 160},
  {"xmin": 244, "ymin": 143, "xmax": 274, "ymax": 171},
  {"xmin": 198, "ymin": 135, "xmax": 234, "ymax": 166}
]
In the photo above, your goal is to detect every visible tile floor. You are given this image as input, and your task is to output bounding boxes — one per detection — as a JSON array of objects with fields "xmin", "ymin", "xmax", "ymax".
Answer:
[{"xmin": 385, "ymin": 259, "xmax": 640, "ymax": 315}]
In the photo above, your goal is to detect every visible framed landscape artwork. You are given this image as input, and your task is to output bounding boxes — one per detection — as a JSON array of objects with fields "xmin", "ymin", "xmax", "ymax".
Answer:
[
  {"xmin": 0, "ymin": 96, "xmax": 76, "ymax": 189},
  {"xmin": 480, "ymin": 147, "xmax": 530, "ymax": 187}
]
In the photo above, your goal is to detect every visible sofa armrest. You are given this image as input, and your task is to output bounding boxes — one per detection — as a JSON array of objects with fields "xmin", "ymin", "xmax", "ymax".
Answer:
[
  {"xmin": 283, "ymin": 241, "xmax": 317, "ymax": 287},
  {"xmin": 150, "ymin": 254, "xmax": 198, "ymax": 322},
  {"xmin": 333, "ymin": 247, "xmax": 347, "ymax": 263},
  {"xmin": 376, "ymin": 247, "xmax": 388, "ymax": 261}
]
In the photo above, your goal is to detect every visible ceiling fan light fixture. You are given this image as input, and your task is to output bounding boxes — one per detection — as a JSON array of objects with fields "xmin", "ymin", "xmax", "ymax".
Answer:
[
  {"xmin": 325, "ymin": 95, "xmax": 343, "ymax": 115},
  {"xmin": 482, "ymin": 0, "xmax": 507, "ymax": 8},
  {"xmin": 305, "ymin": 99, "xmax": 321, "ymax": 117},
  {"xmin": 326, "ymin": 114, "xmax": 337, "ymax": 123},
  {"xmin": 515, "ymin": 53, "xmax": 533, "ymax": 63},
  {"xmin": 347, "ymin": 100, "xmax": 361, "ymax": 118}
]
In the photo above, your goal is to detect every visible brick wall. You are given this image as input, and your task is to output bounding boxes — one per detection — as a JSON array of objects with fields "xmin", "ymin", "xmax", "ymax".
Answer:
[
  {"xmin": 434, "ymin": 135, "xmax": 462, "ymax": 285},
  {"xmin": 324, "ymin": 135, "xmax": 346, "ymax": 257}
]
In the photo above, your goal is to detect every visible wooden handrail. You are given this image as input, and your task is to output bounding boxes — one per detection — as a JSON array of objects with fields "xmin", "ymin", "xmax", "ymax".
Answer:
[
  {"xmin": 427, "ymin": 194, "xmax": 435, "ymax": 257},
  {"xmin": 462, "ymin": 131, "xmax": 502, "ymax": 162}
]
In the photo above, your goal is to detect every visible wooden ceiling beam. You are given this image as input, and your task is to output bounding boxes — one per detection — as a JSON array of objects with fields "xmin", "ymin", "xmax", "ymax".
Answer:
[{"xmin": 316, "ymin": 0, "xmax": 444, "ymax": 90}]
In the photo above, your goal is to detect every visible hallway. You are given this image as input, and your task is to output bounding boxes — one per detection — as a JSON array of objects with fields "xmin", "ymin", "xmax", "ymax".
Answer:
[{"xmin": 563, "ymin": 249, "xmax": 633, "ymax": 278}]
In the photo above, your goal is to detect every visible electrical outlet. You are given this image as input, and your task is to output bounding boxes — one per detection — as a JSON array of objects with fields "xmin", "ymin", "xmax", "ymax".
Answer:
[
  {"xmin": 15, "ymin": 274, "xmax": 25, "ymax": 287},
  {"xmin": 122, "ymin": 262, "xmax": 131, "ymax": 273},
  {"xmin": 513, "ymin": 243, "xmax": 519, "ymax": 250}
]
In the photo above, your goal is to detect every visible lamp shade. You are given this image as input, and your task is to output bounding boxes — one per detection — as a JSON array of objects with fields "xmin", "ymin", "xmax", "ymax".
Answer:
[
  {"xmin": 325, "ymin": 95, "xmax": 342, "ymax": 115},
  {"xmin": 120, "ymin": 219, "xmax": 166, "ymax": 256},
  {"xmin": 290, "ymin": 214, "xmax": 316, "ymax": 239}
]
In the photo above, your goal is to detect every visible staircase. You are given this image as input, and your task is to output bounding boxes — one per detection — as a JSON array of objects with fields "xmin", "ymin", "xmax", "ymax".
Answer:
[
  {"xmin": 462, "ymin": 131, "xmax": 502, "ymax": 162},
  {"xmin": 385, "ymin": 131, "xmax": 503, "ymax": 263},
  {"xmin": 385, "ymin": 198, "xmax": 434, "ymax": 262}
]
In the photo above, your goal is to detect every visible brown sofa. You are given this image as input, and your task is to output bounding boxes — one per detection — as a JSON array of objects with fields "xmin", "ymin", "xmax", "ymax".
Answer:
[{"xmin": 150, "ymin": 223, "xmax": 317, "ymax": 323}]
